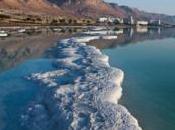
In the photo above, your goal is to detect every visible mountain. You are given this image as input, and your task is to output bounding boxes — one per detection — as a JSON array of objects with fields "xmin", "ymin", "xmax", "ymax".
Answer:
[
  {"xmin": 0, "ymin": 0, "xmax": 175, "ymax": 24},
  {"xmin": 46, "ymin": 0, "xmax": 126, "ymax": 18},
  {"xmin": 0, "ymin": 0, "xmax": 64, "ymax": 15}
]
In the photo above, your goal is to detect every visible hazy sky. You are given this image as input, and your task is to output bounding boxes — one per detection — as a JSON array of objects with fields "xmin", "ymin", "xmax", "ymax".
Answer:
[{"xmin": 105, "ymin": 0, "xmax": 175, "ymax": 15}]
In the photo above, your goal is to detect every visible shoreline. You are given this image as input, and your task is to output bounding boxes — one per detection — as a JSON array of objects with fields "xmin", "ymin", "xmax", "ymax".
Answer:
[{"xmin": 0, "ymin": 24, "xmax": 170, "ymax": 28}]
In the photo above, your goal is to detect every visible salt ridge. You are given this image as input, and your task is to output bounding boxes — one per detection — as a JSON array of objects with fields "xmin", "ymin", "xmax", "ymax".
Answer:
[{"xmin": 22, "ymin": 36, "xmax": 142, "ymax": 130}]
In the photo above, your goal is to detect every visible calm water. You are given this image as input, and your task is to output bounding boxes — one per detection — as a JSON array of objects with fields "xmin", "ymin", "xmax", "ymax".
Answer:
[
  {"xmin": 0, "ymin": 29, "xmax": 72, "ymax": 130},
  {"xmin": 103, "ymin": 37, "xmax": 175, "ymax": 130},
  {"xmin": 0, "ymin": 59, "xmax": 55, "ymax": 130},
  {"xmin": 0, "ymin": 27, "xmax": 175, "ymax": 130}
]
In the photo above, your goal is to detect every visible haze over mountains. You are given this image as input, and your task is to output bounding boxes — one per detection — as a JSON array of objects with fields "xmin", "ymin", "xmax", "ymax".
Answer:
[{"xmin": 0, "ymin": 0, "xmax": 175, "ymax": 24}]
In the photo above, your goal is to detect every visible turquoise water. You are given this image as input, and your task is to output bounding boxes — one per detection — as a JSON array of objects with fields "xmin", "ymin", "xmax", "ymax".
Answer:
[
  {"xmin": 103, "ymin": 38, "xmax": 175, "ymax": 130},
  {"xmin": 0, "ymin": 58, "xmax": 54, "ymax": 130}
]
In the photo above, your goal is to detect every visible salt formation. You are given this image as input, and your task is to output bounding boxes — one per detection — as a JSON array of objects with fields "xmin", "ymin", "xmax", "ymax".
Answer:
[{"xmin": 22, "ymin": 37, "xmax": 142, "ymax": 130}]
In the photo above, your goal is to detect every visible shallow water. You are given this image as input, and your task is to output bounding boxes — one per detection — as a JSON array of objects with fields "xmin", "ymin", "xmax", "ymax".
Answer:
[
  {"xmin": 103, "ymin": 38, "xmax": 175, "ymax": 130},
  {"xmin": 0, "ymin": 58, "xmax": 55, "ymax": 130},
  {"xmin": 0, "ymin": 30, "xmax": 72, "ymax": 130}
]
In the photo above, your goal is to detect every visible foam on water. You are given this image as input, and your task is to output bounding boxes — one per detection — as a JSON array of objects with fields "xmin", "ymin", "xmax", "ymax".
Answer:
[{"xmin": 22, "ymin": 36, "xmax": 142, "ymax": 130}]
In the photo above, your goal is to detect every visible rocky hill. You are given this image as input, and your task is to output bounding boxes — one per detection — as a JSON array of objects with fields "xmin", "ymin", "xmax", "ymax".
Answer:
[{"xmin": 0, "ymin": 0, "xmax": 64, "ymax": 15}]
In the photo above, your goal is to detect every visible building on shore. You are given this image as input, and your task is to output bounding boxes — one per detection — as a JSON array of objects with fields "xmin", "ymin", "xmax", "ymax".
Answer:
[
  {"xmin": 98, "ymin": 15, "xmax": 161, "ymax": 27},
  {"xmin": 149, "ymin": 19, "xmax": 161, "ymax": 26},
  {"xmin": 98, "ymin": 17, "xmax": 108, "ymax": 22},
  {"xmin": 130, "ymin": 16, "xmax": 135, "ymax": 25},
  {"xmin": 136, "ymin": 21, "xmax": 148, "ymax": 26},
  {"xmin": 123, "ymin": 16, "xmax": 135, "ymax": 25},
  {"xmin": 98, "ymin": 16, "xmax": 124, "ymax": 24}
]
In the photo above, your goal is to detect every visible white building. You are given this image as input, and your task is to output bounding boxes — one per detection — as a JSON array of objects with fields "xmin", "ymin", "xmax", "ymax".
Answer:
[
  {"xmin": 98, "ymin": 17, "xmax": 108, "ymax": 22},
  {"xmin": 130, "ymin": 16, "xmax": 135, "ymax": 25},
  {"xmin": 137, "ymin": 21, "xmax": 148, "ymax": 26},
  {"xmin": 123, "ymin": 16, "xmax": 135, "ymax": 25},
  {"xmin": 98, "ymin": 17, "xmax": 123, "ymax": 24}
]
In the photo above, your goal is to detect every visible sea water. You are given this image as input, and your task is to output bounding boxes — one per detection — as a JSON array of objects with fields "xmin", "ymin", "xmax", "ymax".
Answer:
[
  {"xmin": 0, "ymin": 58, "xmax": 55, "ymax": 130},
  {"xmin": 103, "ymin": 38, "xmax": 175, "ymax": 130}
]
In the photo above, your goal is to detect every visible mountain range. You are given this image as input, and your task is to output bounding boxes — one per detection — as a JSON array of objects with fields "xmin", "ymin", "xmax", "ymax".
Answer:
[{"xmin": 0, "ymin": 0, "xmax": 175, "ymax": 24}]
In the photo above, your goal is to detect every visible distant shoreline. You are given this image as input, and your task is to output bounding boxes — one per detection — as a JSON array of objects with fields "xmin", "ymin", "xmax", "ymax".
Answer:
[{"xmin": 0, "ymin": 25, "xmax": 173, "ymax": 29}]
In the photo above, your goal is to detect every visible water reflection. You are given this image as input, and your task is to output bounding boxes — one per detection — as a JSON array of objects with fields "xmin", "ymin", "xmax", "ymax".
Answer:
[
  {"xmin": 101, "ymin": 29, "xmax": 175, "ymax": 130},
  {"xmin": 88, "ymin": 27, "xmax": 175, "ymax": 49},
  {"xmin": 0, "ymin": 28, "xmax": 76, "ymax": 73},
  {"xmin": 0, "ymin": 27, "xmax": 175, "ymax": 73}
]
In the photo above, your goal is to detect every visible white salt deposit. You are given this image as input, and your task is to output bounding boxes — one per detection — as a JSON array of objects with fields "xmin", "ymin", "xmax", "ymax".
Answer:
[
  {"xmin": 102, "ymin": 35, "xmax": 118, "ymax": 40},
  {"xmin": 83, "ymin": 30, "xmax": 118, "ymax": 35},
  {"xmin": 73, "ymin": 36, "xmax": 100, "ymax": 43},
  {"xmin": 22, "ymin": 36, "xmax": 142, "ymax": 130}
]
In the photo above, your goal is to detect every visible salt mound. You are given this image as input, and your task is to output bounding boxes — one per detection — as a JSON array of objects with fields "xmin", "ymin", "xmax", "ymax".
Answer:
[{"xmin": 22, "ymin": 37, "xmax": 142, "ymax": 130}]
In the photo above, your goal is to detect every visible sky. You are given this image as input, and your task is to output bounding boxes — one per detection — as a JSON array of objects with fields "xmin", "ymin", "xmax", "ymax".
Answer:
[{"xmin": 105, "ymin": 0, "xmax": 175, "ymax": 15}]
